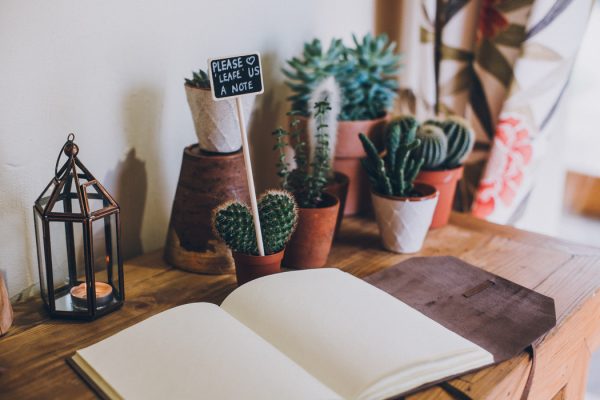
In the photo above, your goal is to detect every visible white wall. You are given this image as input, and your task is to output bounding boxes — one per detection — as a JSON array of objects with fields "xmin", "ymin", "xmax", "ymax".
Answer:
[{"xmin": 0, "ymin": 0, "xmax": 374, "ymax": 298}]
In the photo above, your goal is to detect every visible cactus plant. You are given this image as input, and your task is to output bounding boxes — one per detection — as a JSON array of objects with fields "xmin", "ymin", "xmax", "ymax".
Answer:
[
  {"xmin": 185, "ymin": 69, "xmax": 211, "ymax": 89},
  {"xmin": 273, "ymin": 99, "xmax": 332, "ymax": 208},
  {"xmin": 360, "ymin": 119, "xmax": 424, "ymax": 197},
  {"xmin": 282, "ymin": 38, "xmax": 346, "ymax": 117},
  {"xmin": 212, "ymin": 190, "xmax": 298, "ymax": 256},
  {"xmin": 414, "ymin": 124, "xmax": 448, "ymax": 169},
  {"xmin": 442, "ymin": 116, "xmax": 475, "ymax": 168},
  {"xmin": 413, "ymin": 116, "xmax": 475, "ymax": 170},
  {"xmin": 337, "ymin": 33, "xmax": 401, "ymax": 121}
]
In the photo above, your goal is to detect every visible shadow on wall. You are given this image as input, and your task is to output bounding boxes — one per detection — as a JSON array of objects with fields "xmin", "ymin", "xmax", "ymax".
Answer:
[
  {"xmin": 104, "ymin": 148, "xmax": 147, "ymax": 260},
  {"xmin": 104, "ymin": 86, "xmax": 165, "ymax": 261},
  {"xmin": 248, "ymin": 52, "xmax": 289, "ymax": 193}
]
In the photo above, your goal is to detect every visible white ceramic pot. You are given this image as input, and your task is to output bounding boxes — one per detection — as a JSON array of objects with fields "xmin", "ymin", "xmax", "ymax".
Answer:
[
  {"xmin": 371, "ymin": 183, "xmax": 439, "ymax": 254},
  {"xmin": 185, "ymin": 85, "xmax": 255, "ymax": 153}
]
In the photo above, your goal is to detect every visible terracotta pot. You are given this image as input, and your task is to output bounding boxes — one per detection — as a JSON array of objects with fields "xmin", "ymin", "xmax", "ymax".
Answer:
[
  {"xmin": 233, "ymin": 250, "xmax": 284, "ymax": 285},
  {"xmin": 283, "ymin": 193, "xmax": 340, "ymax": 269},
  {"xmin": 371, "ymin": 183, "xmax": 439, "ymax": 254},
  {"xmin": 415, "ymin": 166, "xmax": 464, "ymax": 229},
  {"xmin": 164, "ymin": 145, "xmax": 250, "ymax": 274},
  {"xmin": 334, "ymin": 116, "xmax": 387, "ymax": 215},
  {"xmin": 185, "ymin": 85, "xmax": 255, "ymax": 153},
  {"xmin": 324, "ymin": 171, "xmax": 349, "ymax": 238}
]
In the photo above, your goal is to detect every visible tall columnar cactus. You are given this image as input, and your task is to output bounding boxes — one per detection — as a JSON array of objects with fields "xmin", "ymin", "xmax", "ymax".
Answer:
[
  {"xmin": 273, "ymin": 100, "xmax": 332, "ymax": 208},
  {"xmin": 386, "ymin": 115, "xmax": 418, "ymax": 144},
  {"xmin": 443, "ymin": 117, "xmax": 475, "ymax": 168},
  {"xmin": 414, "ymin": 124, "xmax": 448, "ymax": 169},
  {"xmin": 212, "ymin": 190, "xmax": 298, "ymax": 256},
  {"xmin": 185, "ymin": 69, "xmax": 211, "ymax": 89},
  {"xmin": 360, "ymin": 120, "xmax": 424, "ymax": 197}
]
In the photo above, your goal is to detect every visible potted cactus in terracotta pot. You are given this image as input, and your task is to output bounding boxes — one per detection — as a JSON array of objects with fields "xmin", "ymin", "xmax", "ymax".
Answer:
[
  {"xmin": 411, "ymin": 116, "xmax": 475, "ymax": 228},
  {"xmin": 273, "ymin": 99, "xmax": 340, "ymax": 268},
  {"xmin": 284, "ymin": 34, "xmax": 401, "ymax": 216},
  {"xmin": 360, "ymin": 119, "xmax": 439, "ymax": 253},
  {"xmin": 212, "ymin": 190, "xmax": 298, "ymax": 285}
]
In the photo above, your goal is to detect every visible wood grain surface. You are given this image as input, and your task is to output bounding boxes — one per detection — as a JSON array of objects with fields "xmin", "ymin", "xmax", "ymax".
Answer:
[{"xmin": 1, "ymin": 213, "xmax": 600, "ymax": 399}]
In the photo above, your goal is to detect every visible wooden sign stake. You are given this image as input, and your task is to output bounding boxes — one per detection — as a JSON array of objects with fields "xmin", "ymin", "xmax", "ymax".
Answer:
[
  {"xmin": 234, "ymin": 97, "xmax": 265, "ymax": 256},
  {"xmin": 208, "ymin": 53, "xmax": 266, "ymax": 256}
]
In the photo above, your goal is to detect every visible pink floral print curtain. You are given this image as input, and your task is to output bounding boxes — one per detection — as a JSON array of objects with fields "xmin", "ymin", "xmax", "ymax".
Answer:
[{"xmin": 378, "ymin": 0, "xmax": 594, "ymax": 224}]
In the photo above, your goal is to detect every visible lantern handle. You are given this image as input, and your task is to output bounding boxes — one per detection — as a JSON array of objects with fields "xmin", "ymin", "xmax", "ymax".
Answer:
[{"xmin": 54, "ymin": 134, "xmax": 76, "ymax": 180}]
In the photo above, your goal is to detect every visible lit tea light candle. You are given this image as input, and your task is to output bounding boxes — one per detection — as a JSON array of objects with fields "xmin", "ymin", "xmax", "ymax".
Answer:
[{"xmin": 70, "ymin": 282, "xmax": 114, "ymax": 309}]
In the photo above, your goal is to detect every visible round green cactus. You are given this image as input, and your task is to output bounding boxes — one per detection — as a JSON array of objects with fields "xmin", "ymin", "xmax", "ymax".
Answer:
[
  {"xmin": 212, "ymin": 190, "xmax": 298, "ymax": 256},
  {"xmin": 443, "ymin": 116, "xmax": 474, "ymax": 168},
  {"xmin": 415, "ymin": 124, "xmax": 448, "ymax": 169}
]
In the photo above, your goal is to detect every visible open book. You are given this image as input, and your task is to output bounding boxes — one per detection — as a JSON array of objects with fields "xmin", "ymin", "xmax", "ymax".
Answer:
[{"xmin": 70, "ymin": 269, "xmax": 493, "ymax": 399}]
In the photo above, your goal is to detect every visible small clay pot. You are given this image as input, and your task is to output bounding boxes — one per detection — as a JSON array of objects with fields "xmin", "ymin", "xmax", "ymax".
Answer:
[
  {"xmin": 324, "ymin": 171, "xmax": 350, "ymax": 238},
  {"xmin": 415, "ymin": 166, "xmax": 463, "ymax": 228},
  {"xmin": 334, "ymin": 116, "xmax": 387, "ymax": 216},
  {"xmin": 371, "ymin": 183, "xmax": 439, "ymax": 254},
  {"xmin": 232, "ymin": 250, "xmax": 284, "ymax": 286},
  {"xmin": 283, "ymin": 193, "xmax": 340, "ymax": 269}
]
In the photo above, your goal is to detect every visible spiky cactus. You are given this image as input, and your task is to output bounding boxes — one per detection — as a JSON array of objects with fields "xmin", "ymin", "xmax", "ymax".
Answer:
[
  {"xmin": 337, "ymin": 33, "xmax": 401, "ymax": 121},
  {"xmin": 282, "ymin": 38, "xmax": 345, "ymax": 117},
  {"xmin": 360, "ymin": 119, "xmax": 424, "ymax": 197},
  {"xmin": 414, "ymin": 124, "xmax": 448, "ymax": 169},
  {"xmin": 411, "ymin": 116, "xmax": 475, "ymax": 170},
  {"xmin": 386, "ymin": 115, "xmax": 418, "ymax": 144},
  {"xmin": 443, "ymin": 117, "xmax": 475, "ymax": 168},
  {"xmin": 212, "ymin": 190, "xmax": 298, "ymax": 256},
  {"xmin": 273, "ymin": 99, "xmax": 332, "ymax": 208},
  {"xmin": 185, "ymin": 69, "xmax": 210, "ymax": 89}
]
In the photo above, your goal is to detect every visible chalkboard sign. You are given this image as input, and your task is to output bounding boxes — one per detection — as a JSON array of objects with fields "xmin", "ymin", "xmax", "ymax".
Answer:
[{"xmin": 208, "ymin": 53, "xmax": 264, "ymax": 101}]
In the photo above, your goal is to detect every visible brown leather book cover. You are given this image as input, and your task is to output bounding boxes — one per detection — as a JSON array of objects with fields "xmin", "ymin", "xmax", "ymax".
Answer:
[
  {"xmin": 364, "ymin": 256, "xmax": 556, "ymax": 399},
  {"xmin": 364, "ymin": 256, "xmax": 556, "ymax": 363}
]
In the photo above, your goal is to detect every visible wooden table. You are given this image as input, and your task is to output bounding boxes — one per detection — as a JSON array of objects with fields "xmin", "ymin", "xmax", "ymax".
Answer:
[{"xmin": 2, "ymin": 213, "xmax": 600, "ymax": 399}]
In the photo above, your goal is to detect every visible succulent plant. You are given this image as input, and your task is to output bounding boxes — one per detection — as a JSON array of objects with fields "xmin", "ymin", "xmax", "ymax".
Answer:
[
  {"xmin": 416, "ymin": 116, "xmax": 475, "ymax": 170},
  {"xmin": 212, "ymin": 190, "xmax": 298, "ymax": 256},
  {"xmin": 414, "ymin": 124, "xmax": 448, "ymax": 169},
  {"xmin": 443, "ymin": 117, "xmax": 475, "ymax": 168},
  {"xmin": 337, "ymin": 33, "xmax": 401, "ymax": 121},
  {"xmin": 282, "ymin": 38, "xmax": 345, "ymax": 117},
  {"xmin": 360, "ymin": 119, "xmax": 424, "ymax": 197},
  {"xmin": 273, "ymin": 99, "xmax": 332, "ymax": 208},
  {"xmin": 185, "ymin": 69, "xmax": 211, "ymax": 89},
  {"xmin": 386, "ymin": 115, "xmax": 418, "ymax": 144}
]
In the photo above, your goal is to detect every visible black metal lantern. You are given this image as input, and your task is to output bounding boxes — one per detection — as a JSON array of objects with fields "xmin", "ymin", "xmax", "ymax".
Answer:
[{"xmin": 33, "ymin": 134, "xmax": 124, "ymax": 320}]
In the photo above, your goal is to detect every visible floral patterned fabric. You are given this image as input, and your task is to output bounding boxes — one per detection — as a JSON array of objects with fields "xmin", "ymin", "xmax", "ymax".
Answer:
[{"xmin": 382, "ymin": 0, "xmax": 593, "ymax": 224}]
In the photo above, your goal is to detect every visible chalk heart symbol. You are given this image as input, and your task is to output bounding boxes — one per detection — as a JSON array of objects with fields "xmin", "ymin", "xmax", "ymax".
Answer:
[{"xmin": 245, "ymin": 56, "xmax": 257, "ymax": 66}]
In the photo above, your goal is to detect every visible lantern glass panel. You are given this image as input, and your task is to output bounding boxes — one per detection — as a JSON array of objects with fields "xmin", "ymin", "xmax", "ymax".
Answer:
[
  {"xmin": 36, "ymin": 179, "xmax": 58, "ymax": 210},
  {"xmin": 92, "ymin": 213, "xmax": 121, "ymax": 301},
  {"xmin": 33, "ymin": 209, "xmax": 48, "ymax": 303},
  {"xmin": 49, "ymin": 221, "xmax": 87, "ymax": 312},
  {"xmin": 51, "ymin": 175, "xmax": 84, "ymax": 215},
  {"xmin": 84, "ymin": 182, "xmax": 109, "ymax": 214}
]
